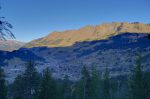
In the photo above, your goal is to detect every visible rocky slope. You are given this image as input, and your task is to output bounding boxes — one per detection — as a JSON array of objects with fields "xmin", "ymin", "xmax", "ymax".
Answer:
[
  {"xmin": 25, "ymin": 22, "xmax": 150, "ymax": 48},
  {"xmin": 0, "ymin": 40, "xmax": 25, "ymax": 51},
  {"xmin": 24, "ymin": 33, "xmax": 150, "ymax": 80},
  {"xmin": 0, "ymin": 49, "xmax": 44, "ymax": 82},
  {"xmin": 1, "ymin": 22, "xmax": 150, "ymax": 82}
]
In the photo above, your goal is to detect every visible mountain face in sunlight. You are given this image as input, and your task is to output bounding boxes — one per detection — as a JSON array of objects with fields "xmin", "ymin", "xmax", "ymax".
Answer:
[
  {"xmin": 1, "ymin": 22, "xmax": 150, "ymax": 82},
  {"xmin": 0, "ymin": 40, "xmax": 25, "ymax": 51},
  {"xmin": 3, "ymin": 33, "xmax": 150, "ymax": 82},
  {"xmin": 24, "ymin": 22, "xmax": 150, "ymax": 48},
  {"xmin": 22, "ymin": 33, "xmax": 150, "ymax": 80}
]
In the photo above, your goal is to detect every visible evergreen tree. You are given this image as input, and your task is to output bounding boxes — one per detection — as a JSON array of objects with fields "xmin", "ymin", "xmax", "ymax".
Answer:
[
  {"xmin": 61, "ymin": 75, "xmax": 71, "ymax": 99},
  {"xmin": 23, "ymin": 60, "xmax": 40, "ymax": 99},
  {"xmin": 82, "ymin": 66, "xmax": 91, "ymax": 99},
  {"xmin": 38, "ymin": 68, "xmax": 57, "ymax": 99},
  {"xmin": 74, "ymin": 66, "xmax": 91, "ymax": 99},
  {"xmin": 71, "ymin": 82, "xmax": 80, "ymax": 99},
  {"xmin": 101, "ymin": 68, "xmax": 117, "ymax": 99},
  {"xmin": 128, "ymin": 56, "xmax": 149, "ymax": 99},
  {"xmin": 90, "ymin": 67, "xmax": 102, "ymax": 99},
  {"xmin": 10, "ymin": 75, "xmax": 25, "ymax": 99},
  {"xmin": 102, "ymin": 69, "xmax": 111, "ymax": 99},
  {"xmin": 0, "ymin": 67, "xmax": 7, "ymax": 99}
]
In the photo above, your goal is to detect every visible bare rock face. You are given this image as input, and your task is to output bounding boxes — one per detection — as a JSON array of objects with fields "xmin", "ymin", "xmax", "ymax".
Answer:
[
  {"xmin": 0, "ymin": 40, "xmax": 25, "ymax": 51},
  {"xmin": 24, "ymin": 22, "xmax": 150, "ymax": 48}
]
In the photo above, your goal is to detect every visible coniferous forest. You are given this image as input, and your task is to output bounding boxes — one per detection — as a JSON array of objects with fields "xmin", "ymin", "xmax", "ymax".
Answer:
[{"xmin": 0, "ymin": 56, "xmax": 150, "ymax": 99}]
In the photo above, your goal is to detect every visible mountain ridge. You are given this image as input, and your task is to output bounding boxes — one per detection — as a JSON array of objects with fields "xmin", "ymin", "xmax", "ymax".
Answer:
[
  {"xmin": 2, "ymin": 22, "xmax": 150, "ymax": 82},
  {"xmin": 24, "ymin": 22, "xmax": 150, "ymax": 48},
  {"xmin": 2, "ymin": 32, "xmax": 150, "ymax": 82},
  {"xmin": 0, "ymin": 40, "xmax": 25, "ymax": 51}
]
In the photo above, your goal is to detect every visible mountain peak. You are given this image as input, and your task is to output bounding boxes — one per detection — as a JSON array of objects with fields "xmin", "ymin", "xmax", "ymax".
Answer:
[
  {"xmin": 0, "ymin": 40, "xmax": 25, "ymax": 51},
  {"xmin": 24, "ymin": 22, "xmax": 150, "ymax": 48}
]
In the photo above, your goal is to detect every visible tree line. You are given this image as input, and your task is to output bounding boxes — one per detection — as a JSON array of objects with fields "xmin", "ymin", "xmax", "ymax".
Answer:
[{"xmin": 0, "ymin": 56, "xmax": 150, "ymax": 99}]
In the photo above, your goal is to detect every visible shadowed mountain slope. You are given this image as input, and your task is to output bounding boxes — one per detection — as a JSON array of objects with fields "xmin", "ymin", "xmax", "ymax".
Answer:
[
  {"xmin": 2, "ymin": 22, "xmax": 150, "ymax": 82},
  {"xmin": 21, "ymin": 33, "xmax": 150, "ymax": 80}
]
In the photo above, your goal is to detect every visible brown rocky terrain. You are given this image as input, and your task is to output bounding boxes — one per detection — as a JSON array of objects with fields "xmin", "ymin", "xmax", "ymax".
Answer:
[
  {"xmin": 24, "ymin": 22, "xmax": 150, "ymax": 48},
  {"xmin": 2, "ymin": 22, "xmax": 150, "ymax": 82}
]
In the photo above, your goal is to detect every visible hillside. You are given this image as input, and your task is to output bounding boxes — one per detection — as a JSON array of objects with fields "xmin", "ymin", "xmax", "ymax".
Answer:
[
  {"xmin": 3, "ymin": 33, "xmax": 150, "ymax": 82},
  {"xmin": 0, "ymin": 40, "xmax": 25, "ymax": 51},
  {"xmin": 1, "ymin": 22, "xmax": 150, "ymax": 82},
  {"xmin": 24, "ymin": 22, "xmax": 150, "ymax": 48},
  {"xmin": 24, "ymin": 33, "xmax": 150, "ymax": 80}
]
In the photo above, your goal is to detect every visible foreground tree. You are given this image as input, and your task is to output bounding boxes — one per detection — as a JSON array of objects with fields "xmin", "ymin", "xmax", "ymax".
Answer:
[
  {"xmin": 90, "ymin": 67, "xmax": 102, "ymax": 99},
  {"xmin": 23, "ymin": 61, "xmax": 41, "ymax": 99},
  {"xmin": 38, "ymin": 68, "xmax": 57, "ymax": 99},
  {"xmin": 61, "ymin": 75, "xmax": 71, "ymax": 99},
  {"xmin": 128, "ymin": 56, "xmax": 149, "ymax": 99},
  {"xmin": 102, "ymin": 69, "xmax": 118, "ymax": 99},
  {"xmin": 10, "ymin": 75, "xmax": 25, "ymax": 99},
  {"xmin": 0, "ymin": 67, "xmax": 7, "ymax": 99},
  {"xmin": 0, "ymin": 6, "xmax": 15, "ymax": 40},
  {"xmin": 102, "ymin": 69, "xmax": 111, "ymax": 99},
  {"xmin": 74, "ymin": 66, "xmax": 92, "ymax": 99},
  {"xmin": 11, "ymin": 61, "xmax": 40, "ymax": 99}
]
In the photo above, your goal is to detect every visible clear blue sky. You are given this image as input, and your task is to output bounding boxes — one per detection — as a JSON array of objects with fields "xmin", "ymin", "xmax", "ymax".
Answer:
[{"xmin": 0, "ymin": 0, "xmax": 150, "ymax": 42}]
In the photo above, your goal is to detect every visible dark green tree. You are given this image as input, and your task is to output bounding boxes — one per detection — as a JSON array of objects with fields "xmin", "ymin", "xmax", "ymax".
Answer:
[
  {"xmin": 90, "ymin": 67, "xmax": 102, "ymax": 99},
  {"xmin": 101, "ymin": 68, "xmax": 117, "ymax": 99},
  {"xmin": 10, "ymin": 75, "xmax": 25, "ymax": 99},
  {"xmin": 102, "ymin": 69, "xmax": 111, "ymax": 99},
  {"xmin": 61, "ymin": 75, "xmax": 71, "ymax": 99},
  {"xmin": 71, "ymin": 82, "xmax": 80, "ymax": 99},
  {"xmin": 0, "ymin": 67, "xmax": 7, "ymax": 99},
  {"xmin": 128, "ymin": 56, "xmax": 149, "ymax": 99},
  {"xmin": 38, "ymin": 68, "xmax": 57, "ymax": 99},
  {"xmin": 23, "ymin": 61, "xmax": 41, "ymax": 99},
  {"xmin": 74, "ymin": 66, "xmax": 91, "ymax": 99},
  {"xmin": 81, "ymin": 66, "xmax": 91, "ymax": 99}
]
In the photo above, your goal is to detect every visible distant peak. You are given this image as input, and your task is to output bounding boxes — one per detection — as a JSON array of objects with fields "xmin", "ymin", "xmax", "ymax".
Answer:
[{"xmin": 0, "ymin": 40, "xmax": 25, "ymax": 51}]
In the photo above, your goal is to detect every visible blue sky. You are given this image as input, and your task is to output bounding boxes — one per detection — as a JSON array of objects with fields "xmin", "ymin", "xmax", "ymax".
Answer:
[{"xmin": 0, "ymin": 0, "xmax": 150, "ymax": 42}]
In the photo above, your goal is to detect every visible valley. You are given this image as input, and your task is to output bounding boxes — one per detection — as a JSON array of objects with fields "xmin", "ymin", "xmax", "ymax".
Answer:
[{"xmin": 1, "ymin": 22, "xmax": 150, "ymax": 83}]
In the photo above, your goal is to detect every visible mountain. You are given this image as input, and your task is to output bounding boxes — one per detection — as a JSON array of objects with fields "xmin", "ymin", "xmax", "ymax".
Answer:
[
  {"xmin": 2, "ymin": 22, "xmax": 150, "ymax": 82},
  {"xmin": 23, "ymin": 33, "xmax": 150, "ymax": 80},
  {"xmin": 0, "ymin": 40, "xmax": 25, "ymax": 51},
  {"xmin": 0, "ymin": 49, "xmax": 44, "ymax": 82},
  {"xmin": 24, "ymin": 22, "xmax": 150, "ymax": 48}
]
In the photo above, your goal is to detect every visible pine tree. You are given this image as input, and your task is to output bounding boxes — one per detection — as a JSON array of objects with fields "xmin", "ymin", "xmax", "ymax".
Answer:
[
  {"xmin": 82, "ymin": 66, "xmax": 91, "ymax": 99},
  {"xmin": 38, "ymin": 68, "xmax": 57, "ymax": 99},
  {"xmin": 61, "ymin": 75, "xmax": 71, "ymax": 99},
  {"xmin": 102, "ymin": 69, "xmax": 111, "ymax": 99},
  {"xmin": 23, "ymin": 60, "xmax": 40, "ymax": 99},
  {"xmin": 90, "ymin": 67, "xmax": 102, "ymax": 99},
  {"xmin": 128, "ymin": 56, "xmax": 149, "ymax": 99},
  {"xmin": 0, "ymin": 67, "xmax": 7, "ymax": 99},
  {"xmin": 73, "ymin": 66, "xmax": 103, "ymax": 99},
  {"xmin": 10, "ymin": 75, "xmax": 25, "ymax": 99},
  {"xmin": 74, "ymin": 66, "xmax": 91, "ymax": 99},
  {"xmin": 71, "ymin": 82, "xmax": 80, "ymax": 99}
]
